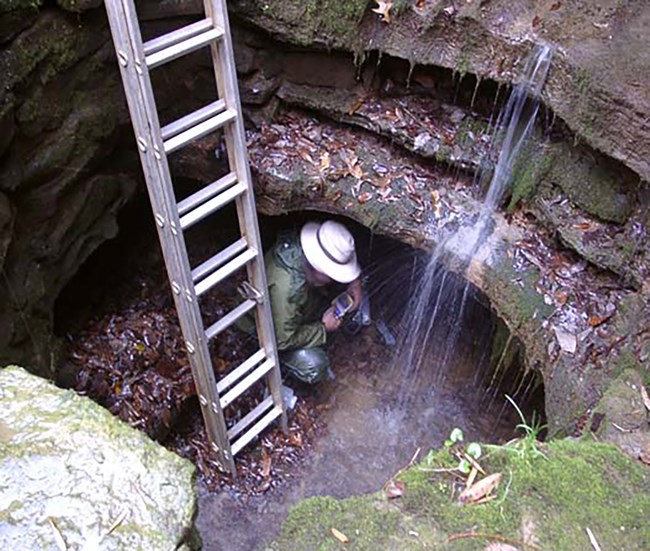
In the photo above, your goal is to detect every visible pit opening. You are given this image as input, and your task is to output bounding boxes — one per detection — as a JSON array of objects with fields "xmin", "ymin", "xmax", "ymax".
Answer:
[{"xmin": 54, "ymin": 197, "xmax": 545, "ymax": 472}]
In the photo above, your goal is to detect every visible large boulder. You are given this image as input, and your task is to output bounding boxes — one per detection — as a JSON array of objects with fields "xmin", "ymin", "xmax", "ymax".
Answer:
[{"xmin": 0, "ymin": 365, "xmax": 198, "ymax": 550}]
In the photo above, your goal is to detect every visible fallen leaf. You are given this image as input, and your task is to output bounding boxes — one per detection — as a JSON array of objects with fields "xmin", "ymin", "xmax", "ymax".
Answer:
[
  {"xmin": 331, "ymin": 527, "xmax": 349, "ymax": 543},
  {"xmin": 261, "ymin": 454, "xmax": 272, "ymax": 478},
  {"xmin": 104, "ymin": 508, "xmax": 128, "ymax": 537},
  {"xmin": 549, "ymin": 1, "xmax": 562, "ymax": 10},
  {"xmin": 384, "ymin": 479, "xmax": 405, "ymax": 499},
  {"xmin": 320, "ymin": 152, "xmax": 330, "ymax": 172},
  {"xmin": 553, "ymin": 326, "xmax": 577, "ymax": 354},
  {"xmin": 351, "ymin": 164, "xmax": 364, "ymax": 179},
  {"xmin": 554, "ymin": 290, "xmax": 569, "ymax": 305},
  {"xmin": 458, "ymin": 472, "xmax": 502, "ymax": 504},
  {"xmin": 358, "ymin": 192, "xmax": 373, "ymax": 204},
  {"xmin": 532, "ymin": 15, "xmax": 541, "ymax": 27},
  {"xmin": 299, "ymin": 150, "xmax": 315, "ymax": 164},
  {"xmin": 573, "ymin": 222, "xmax": 591, "ymax": 230},
  {"xmin": 348, "ymin": 98, "xmax": 364, "ymax": 115},
  {"xmin": 48, "ymin": 518, "xmax": 67, "ymax": 551},
  {"xmin": 372, "ymin": 0, "xmax": 393, "ymax": 23}
]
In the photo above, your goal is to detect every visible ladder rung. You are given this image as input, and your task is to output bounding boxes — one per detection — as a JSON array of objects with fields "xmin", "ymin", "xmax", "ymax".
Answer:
[
  {"xmin": 178, "ymin": 172, "xmax": 237, "ymax": 216},
  {"xmin": 163, "ymin": 109, "xmax": 237, "ymax": 154},
  {"xmin": 195, "ymin": 247, "xmax": 257, "ymax": 297},
  {"xmin": 205, "ymin": 299, "xmax": 257, "ymax": 341},
  {"xmin": 143, "ymin": 19, "xmax": 213, "ymax": 56},
  {"xmin": 162, "ymin": 100, "xmax": 226, "ymax": 142},
  {"xmin": 231, "ymin": 406, "xmax": 283, "ymax": 457},
  {"xmin": 220, "ymin": 359, "xmax": 275, "ymax": 409},
  {"xmin": 227, "ymin": 395, "xmax": 274, "ymax": 441},
  {"xmin": 180, "ymin": 182, "xmax": 247, "ymax": 230},
  {"xmin": 191, "ymin": 237, "xmax": 247, "ymax": 283},
  {"xmin": 217, "ymin": 349, "xmax": 266, "ymax": 394},
  {"xmin": 145, "ymin": 26, "xmax": 224, "ymax": 69}
]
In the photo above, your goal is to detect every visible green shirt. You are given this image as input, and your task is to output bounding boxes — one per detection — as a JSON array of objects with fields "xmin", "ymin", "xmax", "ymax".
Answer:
[{"xmin": 265, "ymin": 231, "xmax": 333, "ymax": 351}]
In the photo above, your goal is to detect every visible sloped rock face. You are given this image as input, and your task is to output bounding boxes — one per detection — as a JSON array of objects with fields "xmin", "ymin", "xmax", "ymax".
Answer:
[
  {"xmin": 0, "ymin": 365, "xmax": 198, "ymax": 550},
  {"xmin": 0, "ymin": 5, "xmax": 136, "ymax": 376}
]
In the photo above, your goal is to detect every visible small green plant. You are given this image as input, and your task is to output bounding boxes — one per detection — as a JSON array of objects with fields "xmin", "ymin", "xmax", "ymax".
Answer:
[
  {"xmin": 487, "ymin": 395, "xmax": 548, "ymax": 462},
  {"xmin": 443, "ymin": 428, "xmax": 482, "ymax": 474}
]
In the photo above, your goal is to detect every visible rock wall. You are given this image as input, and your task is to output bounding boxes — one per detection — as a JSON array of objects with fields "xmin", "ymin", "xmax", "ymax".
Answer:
[
  {"xmin": 0, "ymin": 365, "xmax": 198, "ymax": 550},
  {"xmin": 0, "ymin": 0, "xmax": 647, "ymax": 446},
  {"xmin": 0, "ymin": 3, "xmax": 135, "ymax": 376}
]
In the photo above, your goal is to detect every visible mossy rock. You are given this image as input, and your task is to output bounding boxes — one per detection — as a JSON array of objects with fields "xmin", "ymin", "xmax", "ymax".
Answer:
[
  {"xmin": 272, "ymin": 439, "xmax": 650, "ymax": 550},
  {"xmin": 0, "ymin": 366, "xmax": 199, "ymax": 550}
]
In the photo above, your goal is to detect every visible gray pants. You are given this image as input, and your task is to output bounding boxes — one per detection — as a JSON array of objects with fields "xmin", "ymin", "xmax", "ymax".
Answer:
[{"xmin": 280, "ymin": 347, "xmax": 330, "ymax": 384}]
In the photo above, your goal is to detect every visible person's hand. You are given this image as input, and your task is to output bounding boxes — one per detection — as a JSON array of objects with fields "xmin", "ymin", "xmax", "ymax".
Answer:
[
  {"xmin": 346, "ymin": 278, "xmax": 363, "ymax": 311},
  {"xmin": 322, "ymin": 307, "xmax": 342, "ymax": 332}
]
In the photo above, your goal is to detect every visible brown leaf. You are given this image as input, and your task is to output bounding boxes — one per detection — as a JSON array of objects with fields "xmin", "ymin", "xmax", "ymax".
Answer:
[
  {"xmin": 320, "ymin": 152, "xmax": 331, "ymax": 172},
  {"xmin": 458, "ymin": 472, "xmax": 502, "ymax": 504},
  {"xmin": 573, "ymin": 222, "xmax": 592, "ymax": 230},
  {"xmin": 384, "ymin": 479, "xmax": 405, "ymax": 499},
  {"xmin": 261, "ymin": 453, "xmax": 272, "ymax": 478},
  {"xmin": 351, "ymin": 164, "xmax": 364, "ymax": 180},
  {"xmin": 331, "ymin": 527, "xmax": 349, "ymax": 543},
  {"xmin": 357, "ymin": 192, "xmax": 373, "ymax": 204},
  {"xmin": 299, "ymin": 150, "xmax": 315, "ymax": 164},
  {"xmin": 554, "ymin": 290, "xmax": 569, "ymax": 305},
  {"xmin": 348, "ymin": 98, "xmax": 364, "ymax": 115},
  {"xmin": 550, "ymin": 1, "xmax": 562, "ymax": 10},
  {"xmin": 532, "ymin": 15, "xmax": 541, "ymax": 27}
]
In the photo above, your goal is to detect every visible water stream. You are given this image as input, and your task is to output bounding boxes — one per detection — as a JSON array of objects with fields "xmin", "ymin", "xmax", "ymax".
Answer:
[{"xmin": 391, "ymin": 45, "xmax": 552, "ymax": 402}]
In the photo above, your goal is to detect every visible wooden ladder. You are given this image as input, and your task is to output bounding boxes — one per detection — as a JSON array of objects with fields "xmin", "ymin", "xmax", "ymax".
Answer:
[{"xmin": 104, "ymin": 0, "xmax": 287, "ymax": 476}]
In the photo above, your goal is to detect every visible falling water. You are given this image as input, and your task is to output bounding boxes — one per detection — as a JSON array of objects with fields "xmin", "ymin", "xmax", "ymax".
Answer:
[{"xmin": 392, "ymin": 44, "xmax": 552, "ymax": 400}]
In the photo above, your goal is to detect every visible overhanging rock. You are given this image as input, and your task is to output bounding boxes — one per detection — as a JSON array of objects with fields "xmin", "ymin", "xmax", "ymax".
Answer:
[{"xmin": 0, "ymin": 366, "xmax": 198, "ymax": 551}]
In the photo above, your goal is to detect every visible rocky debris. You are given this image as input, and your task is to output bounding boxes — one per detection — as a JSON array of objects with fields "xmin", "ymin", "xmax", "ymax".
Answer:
[{"xmin": 0, "ymin": 365, "xmax": 198, "ymax": 550}]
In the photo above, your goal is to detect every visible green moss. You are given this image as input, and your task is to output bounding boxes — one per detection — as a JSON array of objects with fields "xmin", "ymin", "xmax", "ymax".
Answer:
[
  {"xmin": 435, "ymin": 143, "xmax": 452, "ymax": 163},
  {"xmin": 273, "ymin": 440, "xmax": 650, "ymax": 550},
  {"xmin": 272, "ymin": 495, "xmax": 403, "ymax": 550},
  {"xmin": 259, "ymin": 0, "xmax": 369, "ymax": 47},
  {"xmin": 507, "ymin": 139, "xmax": 553, "ymax": 212}
]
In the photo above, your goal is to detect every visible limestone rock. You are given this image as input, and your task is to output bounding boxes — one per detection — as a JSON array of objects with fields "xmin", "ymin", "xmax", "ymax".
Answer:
[
  {"xmin": 230, "ymin": 0, "xmax": 650, "ymax": 183},
  {"xmin": 0, "ymin": 365, "xmax": 198, "ymax": 551}
]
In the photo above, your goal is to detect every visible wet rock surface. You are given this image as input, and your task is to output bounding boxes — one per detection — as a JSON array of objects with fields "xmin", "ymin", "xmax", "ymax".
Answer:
[
  {"xmin": 230, "ymin": 0, "xmax": 650, "ymax": 183},
  {"xmin": 0, "ymin": 0, "xmax": 646, "ymax": 477},
  {"xmin": 0, "ymin": 365, "xmax": 198, "ymax": 550}
]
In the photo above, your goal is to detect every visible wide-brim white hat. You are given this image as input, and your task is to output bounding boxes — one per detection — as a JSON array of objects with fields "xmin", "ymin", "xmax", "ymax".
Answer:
[{"xmin": 300, "ymin": 221, "xmax": 361, "ymax": 284}]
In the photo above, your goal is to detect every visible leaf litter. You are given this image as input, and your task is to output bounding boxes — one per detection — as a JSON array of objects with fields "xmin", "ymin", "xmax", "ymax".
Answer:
[{"xmin": 64, "ymin": 258, "xmax": 323, "ymax": 495}]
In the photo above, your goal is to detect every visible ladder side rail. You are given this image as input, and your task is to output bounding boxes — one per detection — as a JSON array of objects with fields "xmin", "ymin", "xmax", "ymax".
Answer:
[
  {"xmin": 205, "ymin": 0, "xmax": 287, "ymax": 433},
  {"xmin": 105, "ymin": 0, "xmax": 236, "ymax": 474}
]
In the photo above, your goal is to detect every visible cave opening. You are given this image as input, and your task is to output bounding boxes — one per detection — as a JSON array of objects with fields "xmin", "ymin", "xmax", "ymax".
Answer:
[{"xmin": 54, "ymin": 200, "xmax": 546, "ymax": 494}]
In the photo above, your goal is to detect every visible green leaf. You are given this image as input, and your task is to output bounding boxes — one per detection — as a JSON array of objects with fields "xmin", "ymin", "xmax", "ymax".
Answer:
[
  {"xmin": 450, "ymin": 428, "xmax": 464, "ymax": 443},
  {"xmin": 444, "ymin": 439, "xmax": 453, "ymax": 448},
  {"xmin": 467, "ymin": 442, "xmax": 482, "ymax": 459},
  {"xmin": 458, "ymin": 459, "xmax": 470, "ymax": 474}
]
